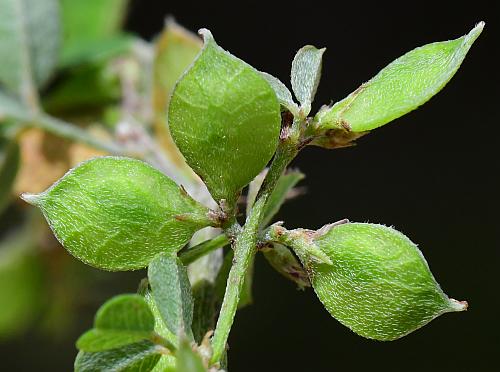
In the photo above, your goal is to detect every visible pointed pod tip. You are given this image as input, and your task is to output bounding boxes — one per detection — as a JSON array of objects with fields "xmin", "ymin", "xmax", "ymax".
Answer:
[
  {"xmin": 468, "ymin": 21, "xmax": 485, "ymax": 40},
  {"xmin": 449, "ymin": 298, "xmax": 468, "ymax": 312},
  {"xmin": 20, "ymin": 192, "xmax": 42, "ymax": 206},
  {"xmin": 198, "ymin": 28, "xmax": 214, "ymax": 43}
]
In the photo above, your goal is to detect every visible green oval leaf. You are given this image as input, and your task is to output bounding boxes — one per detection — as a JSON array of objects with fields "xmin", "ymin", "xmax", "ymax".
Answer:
[
  {"xmin": 310, "ymin": 223, "xmax": 467, "ymax": 341},
  {"xmin": 315, "ymin": 23, "xmax": 483, "ymax": 132},
  {"xmin": 291, "ymin": 45, "xmax": 325, "ymax": 115},
  {"xmin": 77, "ymin": 294, "xmax": 155, "ymax": 352},
  {"xmin": 22, "ymin": 157, "xmax": 212, "ymax": 271},
  {"xmin": 74, "ymin": 340, "xmax": 161, "ymax": 372},
  {"xmin": 169, "ymin": 29, "xmax": 281, "ymax": 205},
  {"xmin": 148, "ymin": 253, "xmax": 194, "ymax": 339}
]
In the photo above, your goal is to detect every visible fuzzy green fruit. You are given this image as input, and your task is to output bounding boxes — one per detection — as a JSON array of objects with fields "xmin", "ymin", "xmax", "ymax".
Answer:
[
  {"xmin": 270, "ymin": 222, "xmax": 467, "ymax": 341},
  {"xmin": 22, "ymin": 157, "xmax": 213, "ymax": 271},
  {"xmin": 168, "ymin": 29, "xmax": 281, "ymax": 206},
  {"xmin": 311, "ymin": 223, "xmax": 467, "ymax": 340}
]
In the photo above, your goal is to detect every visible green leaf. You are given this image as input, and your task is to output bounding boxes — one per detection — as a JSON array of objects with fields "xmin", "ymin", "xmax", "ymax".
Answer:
[
  {"xmin": 43, "ymin": 63, "xmax": 121, "ymax": 113},
  {"xmin": 60, "ymin": 0, "xmax": 131, "ymax": 67},
  {"xmin": 214, "ymin": 250, "xmax": 233, "ymax": 302},
  {"xmin": 291, "ymin": 45, "xmax": 325, "ymax": 115},
  {"xmin": 77, "ymin": 294, "xmax": 155, "ymax": 352},
  {"xmin": 74, "ymin": 340, "xmax": 161, "ymax": 372},
  {"xmin": 21, "ymin": 157, "xmax": 212, "ymax": 271},
  {"xmin": 0, "ymin": 139, "xmax": 20, "ymax": 214},
  {"xmin": 60, "ymin": 36, "xmax": 133, "ymax": 69},
  {"xmin": 246, "ymin": 170, "xmax": 266, "ymax": 216},
  {"xmin": 148, "ymin": 253, "xmax": 194, "ymax": 339},
  {"xmin": 144, "ymin": 293, "xmax": 178, "ymax": 372},
  {"xmin": 144, "ymin": 292, "xmax": 177, "ymax": 346},
  {"xmin": 153, "ymin": 19, "xmax": 202, "ymax": 111},
  {"xmin": 315, "ymin": 23, "xmax": 484, "ymax": 132},
  {"xmin": 191, "ymin": 279, "xmax": 216, "ymax": 343},
  {"xmin": 305, "ymin": 223, "xmax": 467, "ymax": 341},
  {"xmin": 0, "ymin": 225, "xmax": 44, "ymax": 339},
  {"xmin": 176, "ymin": 339, "xmax": 207, "ymax": 372},
  {"xmin": 262, "ymin": 243, "xmax": 310, "ymax": 290},
  {"xmin": 169, "ymin": 29, "xmax": 281, "ymax": 206},
  {"xmin": 260, "ymin": 72, "xmax": 299, "ymax": 115},
  {"xmin": 261, "ymin": 170, "xmax": 304, "ymax": 227},
  {"xmin": 0, "ymin": 0, "xmax": 60, "ymax": 95},
  {"xmin": 152, "ymin": 19, "xmax": 202, "ymax": 180}
]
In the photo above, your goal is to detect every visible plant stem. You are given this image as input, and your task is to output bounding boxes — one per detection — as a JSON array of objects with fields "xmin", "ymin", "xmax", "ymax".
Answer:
[
  {"xmin": 150, "ymin": 332, "xmax": 177, "ymax": 353},
  {"xmin": 210, "ymin": 140, "xmax": 299, "ymax": 364},
  {"xmin": 28, "ymin": 114, "xmax": 125, "ymax": 154},
  {"xmin": 180, "ymin": 234, "xmax": 230, "ymax": 265}
]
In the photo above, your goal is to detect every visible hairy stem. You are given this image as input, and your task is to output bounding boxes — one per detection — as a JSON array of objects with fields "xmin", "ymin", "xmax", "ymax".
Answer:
[
  {"xmin": 210, "ymin": 139, "xmax": 299, "ymax": 364},
  {"xmin": 180, "ymin": 234, "xmax": 230, "ymax": 265}
]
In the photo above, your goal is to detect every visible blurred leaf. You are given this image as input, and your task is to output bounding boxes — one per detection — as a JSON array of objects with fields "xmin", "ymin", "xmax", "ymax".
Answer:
[
  {"xmin": 77, "ymin": 294, "xmax": 155, "ymax": 352},
  {"xmin": 191, "ymin": 280, "xmax": 216, "ymax": 344},
  {"xmin": 214, "ymin": 250, "xmax": 233, "ymax": 303},
  {"xmin": 23, "ymin": 157, "xmax": 211, "ymax": 270},
  {"xmin": 0, "ymin": 90, "xmax": 30, "ymax": 121},
  {"xmin": 152, "ymin": 19, "xmax": 202, "ymax": 179},
  {"xmin": 43, "ymin": 63, "xmax": 121, "ymax": 113},
  {"xmin": 0, "ymin": 139, "xmax": 20, "ymax": 214},
  {"xmin": 0, "ymin": 0, "xmax": 60, "ymax": 96},
  {"xmin": 262, "ymin": 243, "xmax": 310, "ymax": 289},
  {"xmin": 246, "ymin": 169, "xmax": 266, "ymax": 216},
  {"xmin": 60, "ymin": 0, "xmax": 132, "ymax": 67},
  {"xmin": 176, "ymin": 338, "xmax": 207, "ymax": 372},
  {"xmin": 148, "ymin": 253, "xmax": 194, "ymax": 339},
  {"xmin": 315, "ymin": 23, "xmax": 484, "ymax": 132},
  {"xmin": 151, "ymin": 356, "xmax": 176, "ymax": 372},
  {"xmin": 61, "ymin": 36, "xmax": 133, "ymax": 69},
  {"xmin": 14, "ymin": 128, "xmax": 106, "ymax": 195},
  {"xmin": 74, "ymin": 340, "xmax": 161, "ymax": 372},
  {"xmin": 291, "ymin": 45, "xmax": 325, "ymax": 115},
  {"xmin": 169, "ymin": 29, "xmax": 281, "ymax": 205},
  {"xmin": 261, "ymin": 170, "xmax": 304, "ymax": 227},
  {"xmin": 0, "ymin": 223, "xmax": 44, "ymax": 339}
]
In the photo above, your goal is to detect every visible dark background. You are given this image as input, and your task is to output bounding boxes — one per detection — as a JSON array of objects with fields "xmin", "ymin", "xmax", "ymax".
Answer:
[
  {"xmin": 135, "ymin": 1, "xmax": 499, "ymax": 370},
  {"xmin": 4, "ymin": 0, "xmax": 499, "ymax": 371}
]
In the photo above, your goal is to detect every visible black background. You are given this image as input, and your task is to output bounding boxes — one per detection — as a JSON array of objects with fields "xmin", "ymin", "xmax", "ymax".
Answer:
[
  {"xmin": 4, "ymin": 0, "xmax": 499, "ymax": 371},
  {"xmin": 126, "ymin": 1, "xmax": 498, "ymax": 370}
]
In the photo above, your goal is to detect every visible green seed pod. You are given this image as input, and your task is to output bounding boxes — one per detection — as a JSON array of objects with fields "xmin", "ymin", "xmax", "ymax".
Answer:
[
  {"xmin": 21, "ymin": 157, "xmax": 213, "ymax": 271},
  {"xmin": 272, "ymin": 223, "xmax": 467, "ymax": 341},
  {"xmin": 168, "ymin": 29, "xmax": 281, "ymax": 207}
]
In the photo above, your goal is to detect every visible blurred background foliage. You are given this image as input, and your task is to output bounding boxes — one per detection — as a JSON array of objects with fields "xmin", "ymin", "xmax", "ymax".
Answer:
[{"xmin": 0, "ymin": 0, "xmax": 206, "ymax": 344}]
